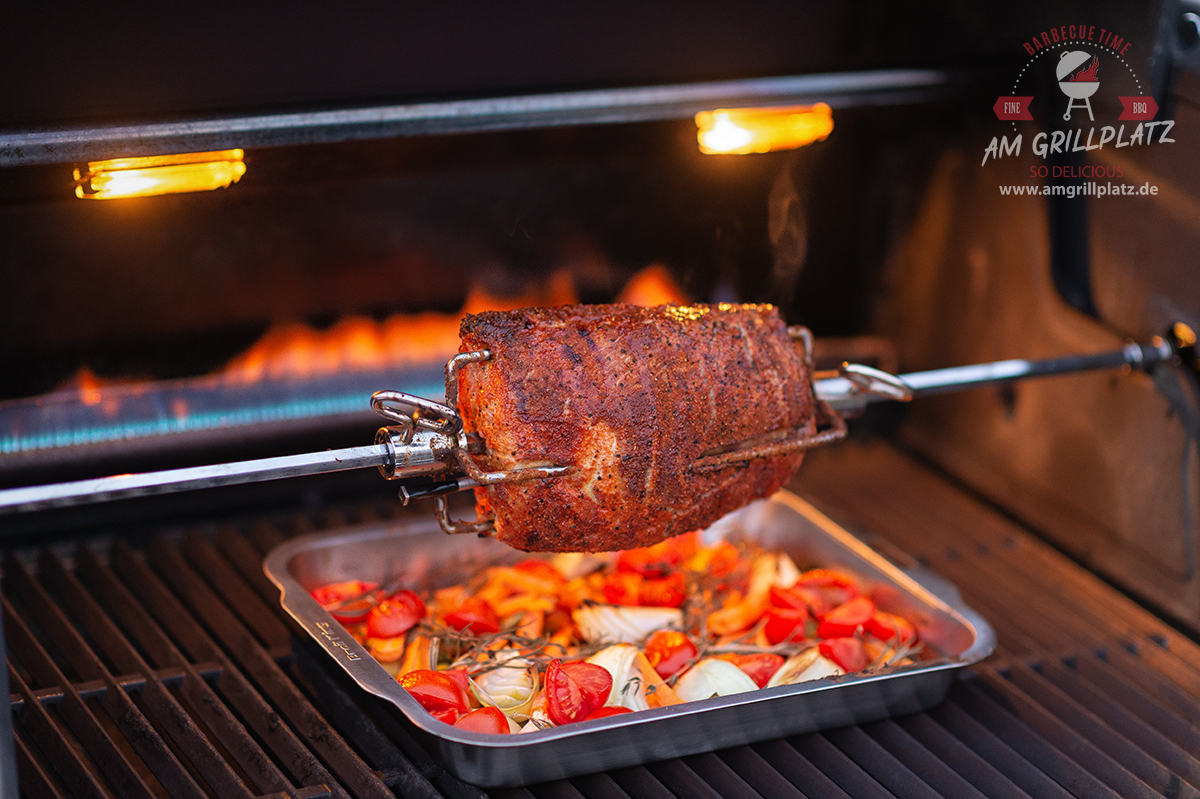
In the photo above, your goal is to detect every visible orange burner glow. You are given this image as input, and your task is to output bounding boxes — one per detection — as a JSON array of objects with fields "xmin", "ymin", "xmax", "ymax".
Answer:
[
  {"xmin": 695, "ymin": 104, "xmax": 833, "ymax": 155},
  {"xmin": 74, "ymin": 150, "xmax": 246, "ymax": 200},
  {"xmin": 221, "ymin": 265, "xmax": 690, "ymax": 384}
]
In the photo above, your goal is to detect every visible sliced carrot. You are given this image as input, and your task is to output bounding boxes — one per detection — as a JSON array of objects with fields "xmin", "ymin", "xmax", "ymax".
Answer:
[
  {"xmin": 707, "ymin": 597, "xmax": 769, "ymax": 636},
  {"xmin": 396, "ymin": 635, "xmax": 434, "ymax": 678},
  {"xmin": 513, "ymin": 609, "xmax": 544, "ymax": 640},
  {"xmin": 634, "ymin": 652, "xmax": 683, "ymax": 707},
  {"xmin": 493, "ymin": 594, "xmax": 556, "ymax": 618}
]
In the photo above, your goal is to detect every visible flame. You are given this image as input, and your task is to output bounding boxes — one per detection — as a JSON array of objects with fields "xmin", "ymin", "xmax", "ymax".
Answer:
[
  {"xmin": 1069, "ymin": 56, "xmax": 1099, "ymax": 82},
  {"xmin": 615, "ymin": 263, "xmax": 689, "ymax": 306},
  {"xmin": 221, "ymin": 265, "xmax": 691, "ymax": 384}
]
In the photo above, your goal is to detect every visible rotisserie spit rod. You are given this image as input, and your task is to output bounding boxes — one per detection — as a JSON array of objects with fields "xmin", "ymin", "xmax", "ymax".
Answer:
[{"xmin": 0, "ymin": 335, "xmax": 1177, "ymax": 515}]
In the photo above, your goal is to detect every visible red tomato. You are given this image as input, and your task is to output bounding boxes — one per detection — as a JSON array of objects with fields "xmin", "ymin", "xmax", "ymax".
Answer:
[
  {"xmin": 770, "ymin": 585, "xmax": 832, "ymax": 618},
  {"xmin": 443, "ymin": 598, "xmax": 501, "ymax": 635},
  {"xmin": 639, "ymin": 574, "xmax": 686, "ymax": 608},
  {"xmin": 617, "ymin": 532, "xmax": 697, "ymax": 578},
  {"xmin": 311, "ymin": 580, "xmax": 377, "ymax": 623},
  {"xmin": 544, "ymin": 660, "xmax": 612, "ymax": 725},
  {"xmin": 764, "ymin": 607, "xmax": 808, "ymax": 645},
  {"xmin": 602, "ymin": 572, "xmax": 643, "ymax": 606},
  {"xmin": 583, "ymin": 706, "xmax": 634, "ymax": 720},
  {"xmin": 798, "ymin": 569, "xmax": 860, "ymax": 607},
  {"xmin": 398, "ymin": 669, "xmax": 470, "ymax": 723},
  {"xmin": 644, "ymin": 630, "xmax": 698, "ymax": 679},
  {"xmin": 864, "ymin": 611, "xmax": 917, "ymax": 644},
  {"xmin": 819, "ymin": 637, "xmax": 870, "ymax": 672},
  {"xmin": 366, "ymin": 590, "xmax": 426, "ymax": 638},
  {"xmin": 513, "ymin": 559, "xmax": 567, "ymax": 586},
  {"xmin": 705, "ymin": 542, "xmax": 741, "ymax": 578},
  {"xmin": 726, "ymin": 653, "xmax": 785, "ymax": 688},
  {"xmin": 769, "ymin": 585, "xmax": 806, "ymax": 609},
  {"xmin": 441, "ymin": 667, "xmax": 471, "ymax": 695},
  {"xmin": 453, "ymin": 706, "xmax": 514, "ymax": 734},
  {"xmin": 816, "ymin": 597, "xmax": 876, "ymax": 639}
]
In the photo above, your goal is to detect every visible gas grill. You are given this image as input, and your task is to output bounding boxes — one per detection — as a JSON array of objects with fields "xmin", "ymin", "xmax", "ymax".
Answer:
[
  {"xmin": 9, "ymin": 444, "xmax": 1200, "ymax": 798},
  {"xmin": 5, "ymin": 1, "xmax": 1200, "ymax": 796}
]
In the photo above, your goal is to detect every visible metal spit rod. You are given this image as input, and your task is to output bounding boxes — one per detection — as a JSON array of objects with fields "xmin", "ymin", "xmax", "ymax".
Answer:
[{"xmin": 0, "ymin": 337, "xmax": 1177, "ymax": 514}]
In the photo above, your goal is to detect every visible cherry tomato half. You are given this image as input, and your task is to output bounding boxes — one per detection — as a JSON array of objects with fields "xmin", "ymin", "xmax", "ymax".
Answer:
[
  {"xmin": 366, "ymin": 590, "xmax": 426, "ymax": 639},
  {"xmin": 616, "ymin": 532, "xmax": 698, "ymax": 578},
  {"xmin": 819, "ymin": 637, "xmax": 870, "ymax": 672},
  {"xmin": 770, "ymin": 585, "xmax": 832, "ymax": 617},
  {"xmin": 864, "ymin": 611, "xmax": 917, "ymax": 644},
  {"xmin": 311, "ymin": 580, "xmax": 378, "ymax": 623},
  {"xmin": 453, "ymin": 706, "xmax": 515, "ymax": 734},
  {"xmin": 443, "ymin": 598, "xmax": 501, "ymax": 635},
  {"xmin": 545, "ymin": 659, "xmax": 612, "ymax": 725},
  {"xmin": 398, "ymin": 669, "xmax": 470, "ymax": 723},
  {"xmin": 816, "ymin": 596, "xmax": 876, "ymax": 639},
  {"xmin": 582, "ymin": 706, "xmax": 634, "ymax": 721},
  {"xmin": 440, "ymin": 667, "xmax": 471, "ymax": 695},
  {"xmin": 764, "ymin": 607, "xmax": 808, "ymax": 645},
  {"xmin": 513, "ymin": 559, "xmax": 567, "ymax": 587},
  {"xmin": 720, "ymin": 653, "xmax": 785, "ymax": 688},
  {"xmin": 639, "ymin": 573, "xmax": 686, "ymax": 608},
  {"xmin": 644, "ymin": 630, "xmax": 698, "ymax": 679},
  {"xmin": 602, "ymin": 572, "xmax": 643, "ymax": 606}
]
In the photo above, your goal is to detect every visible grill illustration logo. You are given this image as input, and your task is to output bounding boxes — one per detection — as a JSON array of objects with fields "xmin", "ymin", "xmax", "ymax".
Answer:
[
  {"xmin": 1058, "ymin": 51, "xmax": 1100, "ymax": 121},
  {"xmin": 982, "ymin": 26, "xmax": 1176, "ymax": 169}
]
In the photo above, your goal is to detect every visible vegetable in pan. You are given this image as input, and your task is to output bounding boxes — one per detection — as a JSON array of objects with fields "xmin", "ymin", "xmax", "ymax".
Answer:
[{"xmin": 310, "ymin": 530, "xmax": 924, "ymax": 733}]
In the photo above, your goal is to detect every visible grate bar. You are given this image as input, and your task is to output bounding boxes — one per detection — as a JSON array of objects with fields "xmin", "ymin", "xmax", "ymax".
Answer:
[
  {"xmin": 4, "ymin": 600, "xmax": 159, "ymax": 799},
  {"xmin": 7, "ymin": 556, "xmax": 212, "ymax": 799},
  {"xmin": 644, "ymin": 758, "xmax": 726, "ymax": 799},
  {"xmin": 752, "ymin": 739, "xmax": 853, "ymax": 799},
  {"xmin": 681, "ymin": 752, "xmax": 767, "ymax": 798},
  {"xmin": 144, "ymin": 536, "xmax": 392, "ymax": 799},
  {"xmin": 823, "ymin": 725, "xmax": 942, "ymax": 798},
  {"xmin": 38, "ymin": 550, "xmax": 257, "ymax": 799},
  {"xmin": 110, "ymin": 540, "xmax": 351, "ymax": 795},
  {"xmin": 1071, "ymin": 653, "xmax": 1200, "ymax": 754},
  {"xmin": 74, "ymin": 546, "xmax": 297, "ymax": 796},
  {"xmin": 788, "ymin": 733, "xmax": 894, "ymax": 798},
  {"xmin": 287, "ymin": 641, "xmax": 445, "ymax": 799},
  {"xmin": 219, "ymin": 526, "xmax": 290, "ymax": 605},
  {"xmin": 13, "ymin": 721, "xmax": 65, "ymax": 799},
  {"xmin": 951, "ymin": 678, "xmax": 1126, "ymax": 799},
  {"xmin": 716, "ymin": 745, "xmax": 807, "ymax": 799},
  {"xmin": 597, "ymin": 766, "xmax": 678, "ymax": 799},
  {"xmin": 924, "ymin": 695, "xmax": 1073, "ymax": 799},
  {"xmin": 859, "ymin": 719, "xmax": 993, "ymax": 799},
  {"xmin": 566, "ymin": 771, "xmax": 634, "ymax": 799},
  {"xmin": 976, "ymin": 663, "xmax": 1174, "ymax": 798},
  {"xmin": 1033, "ymin": 655, "xmax": 1200, "ymax": 788},
  {"xmin": 9, "ymin": 663, "xmax": 113, "ymax": 799},
  {"xmin": 182, "ymin": 533, "xmax": 293, "ymax": 650}
]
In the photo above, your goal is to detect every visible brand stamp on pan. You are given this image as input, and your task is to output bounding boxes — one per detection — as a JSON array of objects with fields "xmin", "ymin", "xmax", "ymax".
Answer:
[{"xmin": 316, "ymin": 620, "xmax": 362, "ymax": 661}]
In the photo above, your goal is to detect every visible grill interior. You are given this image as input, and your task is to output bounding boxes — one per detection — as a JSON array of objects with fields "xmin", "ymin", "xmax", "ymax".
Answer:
[{"xmin": 8, "ymin": 440, "xmax": 1200, "ymax": 799}]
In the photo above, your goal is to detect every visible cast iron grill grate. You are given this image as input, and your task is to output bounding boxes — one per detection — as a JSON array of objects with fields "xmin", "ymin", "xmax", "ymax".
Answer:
[{"xmin": 7, "ymin": 442, "xmax": 1200, "ymax": 798}]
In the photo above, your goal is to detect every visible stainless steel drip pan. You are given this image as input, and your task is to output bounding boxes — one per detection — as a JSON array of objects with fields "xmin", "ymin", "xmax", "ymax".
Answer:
[{"xmin": 264, "ymin": 491, "xmax": 995, "ymax": 787}]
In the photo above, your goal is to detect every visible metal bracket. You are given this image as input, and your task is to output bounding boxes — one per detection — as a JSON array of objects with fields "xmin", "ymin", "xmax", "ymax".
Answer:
[
  {"xmin": 839, "ymin": 363, "xmax": 914, "ymax": 403},
  {"xmin": 689, "ymin": 399, "xmax": 848, "ymax": 471},
  {"xmin": 434, "ymin": 495, "xmax": 495, "ymax": 535}
]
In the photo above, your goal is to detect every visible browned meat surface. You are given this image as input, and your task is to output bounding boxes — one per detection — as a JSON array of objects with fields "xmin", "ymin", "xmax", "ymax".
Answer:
[{"xmin": 456, "ymin": 303, "xmax": 815, "ymax": 552}]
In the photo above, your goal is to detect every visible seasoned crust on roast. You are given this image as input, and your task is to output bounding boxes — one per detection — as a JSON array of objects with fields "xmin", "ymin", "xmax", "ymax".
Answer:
[{"xmin": 456, "ymin": 303, "xmax": 814, "ymax": 552}]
